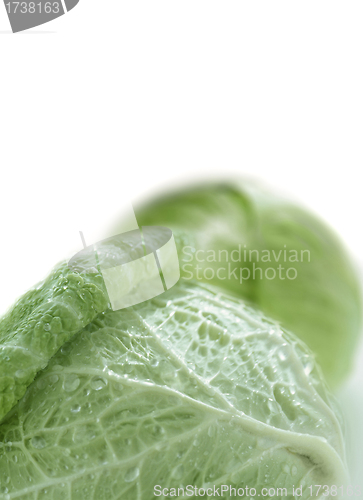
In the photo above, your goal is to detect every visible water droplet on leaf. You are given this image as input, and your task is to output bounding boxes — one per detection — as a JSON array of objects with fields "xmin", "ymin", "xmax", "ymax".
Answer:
[
  {"xmin": 63, "ymin": 374, "xmax": 80, "ymax": 392},
  {"xmin": 124, "ymin": 467, "xmax": 139, "ymax": 482}
]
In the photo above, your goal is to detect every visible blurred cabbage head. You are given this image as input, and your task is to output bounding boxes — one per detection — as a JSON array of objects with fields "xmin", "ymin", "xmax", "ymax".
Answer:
[{"xmin": 132, "ymin": 180, "xmax": 362, "ymax": 388}]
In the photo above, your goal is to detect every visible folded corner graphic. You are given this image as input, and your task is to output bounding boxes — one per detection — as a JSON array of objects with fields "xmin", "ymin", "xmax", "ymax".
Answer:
[
  {"xmin": 68, "ymin": 226, "xmax": 181, "ymax": 311},
  {"xmin": 3, "ymin": 0, "xmax": 80, "ymax": 33}
]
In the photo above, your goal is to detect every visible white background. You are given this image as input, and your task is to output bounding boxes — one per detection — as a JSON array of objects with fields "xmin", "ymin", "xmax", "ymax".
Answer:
[{"xmin": 1, "ymin": 0, "xmax": 363, "ymax": 493}]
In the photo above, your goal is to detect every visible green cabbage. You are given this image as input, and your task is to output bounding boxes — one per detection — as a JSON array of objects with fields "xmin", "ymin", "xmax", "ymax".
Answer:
[
  {"xmin": 133, "ymin": 181, "xmax": 361, "ymax": 387},
  {"xmin": 0, "ymin": 260, "xmax": 348, "ymax": 499}
]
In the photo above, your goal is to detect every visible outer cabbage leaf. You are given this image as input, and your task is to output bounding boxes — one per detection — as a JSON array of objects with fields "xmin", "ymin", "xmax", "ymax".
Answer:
[
  {"xmin": 0, "ymin": 282, "xmax": 348, "ymax": 499},
  {"xmin": 133, "ymin": 181, "xmax": 362, "ymax": 387},
  {"xmin": 0, "ymin": 263, "xmax": 110, "ymax": 422}
]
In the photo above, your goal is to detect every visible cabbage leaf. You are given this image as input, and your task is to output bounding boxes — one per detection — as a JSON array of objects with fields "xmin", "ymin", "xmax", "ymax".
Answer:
[{"xmin": 0, "ymin": 278, "xmax": 348, "ymax": 499}]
